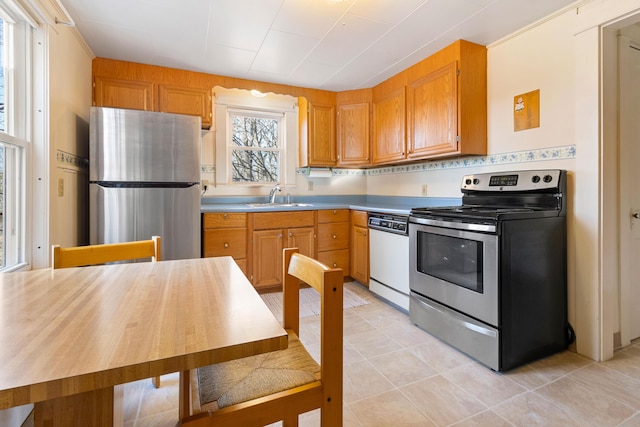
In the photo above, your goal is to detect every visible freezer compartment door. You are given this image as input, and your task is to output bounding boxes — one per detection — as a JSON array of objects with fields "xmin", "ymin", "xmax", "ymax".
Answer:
[
  {"xmin": 90, "ymin": 107, "xmax": 201, "ymax": 183},
  {"xmin": 90, "ymin": 184, "xmax": 200, "ymax": 260}
]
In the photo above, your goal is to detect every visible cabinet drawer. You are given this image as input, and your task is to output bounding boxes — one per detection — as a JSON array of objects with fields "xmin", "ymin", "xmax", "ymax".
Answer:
[
  {"xmin": 203, "ymin": 228, "xmax": 247, "ymax": 258},
  {"xmin": 318, "ymin": 209, "xmax": 349, "ymax": 223},
  {"xmin": 351, "ymin": 210, "xmax": 368, "ymax": 228},
  {"xmin": 253, "ymin": 211, "xmax": 315, "ymax": 230},
  {"xmin": 318, "ymin": 222, "xmax": 350, "ymax": 251},
  {"xmin": 203, "ymin": 213, "xmax": 246, "ymax": 229},
  {"xmin": 317, "ymin": 249, "xmax": 350, "ymax": 276}
]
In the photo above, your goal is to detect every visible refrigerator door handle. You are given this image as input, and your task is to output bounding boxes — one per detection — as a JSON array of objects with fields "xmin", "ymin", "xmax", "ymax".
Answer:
[{"xmin": 93, "ymin": 182, "xmax": 199, "ymax": 189}]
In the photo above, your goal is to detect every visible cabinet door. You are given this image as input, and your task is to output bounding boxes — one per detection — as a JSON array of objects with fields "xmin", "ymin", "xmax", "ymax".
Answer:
[
  {"xmin": 350, "ymin": 224, "xmax": 369, "ymax": 285},
  {"xmin": 337, "ymin": 102, "xmax": 370, "ymax": 166},
  {"xmin": 286, "ymin": 227, "xmax": 316, "ymax": 259},
  {"xmin": 94, "ymin": 76, "xmax": 154, "ymax": 111},
  {"xmin": 252, "ymin": 229, "xmax": 283, "ymax": 289},
  {"xmin": 158, "ymin": 85, "xmax": 212, "ymax": 128},
  {"xmin": 407, "ymin": 61, "xmax": 458, "ymax": 158},
  {"xmin": 372, "ymin": 87, "xmax": 406, "ymax": 164},
  {"xmin": 308, "ymin": 103, "xmax": 336, "ymax": 166}
]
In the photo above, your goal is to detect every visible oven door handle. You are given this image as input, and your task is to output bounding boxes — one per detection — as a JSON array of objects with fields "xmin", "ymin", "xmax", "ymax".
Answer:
[
  {"xmin": 412, "ymin": 294, "xmax": 497, "ymax": 338},
  {"xmin": 409, "ymin": 216, "xmax": 496, "ymax": 233}
]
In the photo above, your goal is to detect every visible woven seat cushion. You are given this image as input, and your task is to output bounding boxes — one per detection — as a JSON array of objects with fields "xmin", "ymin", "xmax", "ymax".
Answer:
[{"xmin": 197, "ymin": 332, "xmax": 320, "ymax": 409}]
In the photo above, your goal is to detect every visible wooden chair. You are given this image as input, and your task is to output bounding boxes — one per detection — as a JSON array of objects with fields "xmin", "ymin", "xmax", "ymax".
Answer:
[
  {"xmin": 181, "ymin": 247, "xmax": 343, "ymax": 427},
  {"xmin": 51, "ymin": 236, "xmax": 163, "ymax": 388}
]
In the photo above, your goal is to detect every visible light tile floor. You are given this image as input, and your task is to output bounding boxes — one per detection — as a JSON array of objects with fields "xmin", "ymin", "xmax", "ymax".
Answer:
[{"xmin": 122, "ymin": 282, "xmax": 640, "ymax": 427}]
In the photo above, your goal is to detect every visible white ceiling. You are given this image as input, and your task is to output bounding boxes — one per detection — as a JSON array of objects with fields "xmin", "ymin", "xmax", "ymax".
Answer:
[{"xmin": 59, "ymin": 0, "xmax": 577, "ymax": 92}]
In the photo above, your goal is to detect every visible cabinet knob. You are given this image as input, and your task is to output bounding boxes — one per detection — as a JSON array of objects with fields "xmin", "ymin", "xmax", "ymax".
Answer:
[
  {"xmin": 333, "ymin": 263, "xmax": 337, "ymax": 267},
  {"xmin": 278, "ymin": 233, "xmax": 283, "ymax": 238},
  {"xmin": 224, "ymin": 243, "xmax": 229, "ymax": 248},
  {"xmin": 223, "ymin": 213, "xmax": 228, "ymax": 219},
  {"xmin": 288, "ymin": 232, "xmax": 293, "ymax": 237},
  {"xmin": 333, "ymin": 210, "xmax": 337, "ymax": 215},
  {"xmin": 333, "ymin": 234, "xmax": 337, "ymax": 239}
]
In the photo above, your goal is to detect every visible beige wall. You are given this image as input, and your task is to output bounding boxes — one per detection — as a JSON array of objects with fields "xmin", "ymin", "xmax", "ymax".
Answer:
[{"xmin": 48, "ymin": 22, "xmax": 93, "ymax": 251}]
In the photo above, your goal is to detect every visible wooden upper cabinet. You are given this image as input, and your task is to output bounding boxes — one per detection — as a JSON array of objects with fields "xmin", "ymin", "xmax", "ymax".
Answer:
[
  {"xmin": 158, "ymin": 85, "xmax": 212, "ymax": 128},
  {"xmin": 407, "ymin": 61, "xmax": 458, "ymax": 158},
  {"xmin": 93, "ymin": 76, "xmax": 154, "ymax": 111},
  {"xmin": 337, "ymin": 101, "xmax": 370, "ymax": 167},
  {"xmin": 369, "ymin": 39, "xmax": 486, "ymax": 165},
  {"xmin": 298, "ymin": 97, "xmax": 336, "ymax": 167},
  {"xmin": 372, "ymin": 87, "xmax": 406, "ymax": 165}
]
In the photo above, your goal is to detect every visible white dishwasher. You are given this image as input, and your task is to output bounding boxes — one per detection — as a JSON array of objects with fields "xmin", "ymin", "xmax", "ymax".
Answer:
[{"xmin": 368, "ymin": 212, "xmax": 410, "ymax": 311}]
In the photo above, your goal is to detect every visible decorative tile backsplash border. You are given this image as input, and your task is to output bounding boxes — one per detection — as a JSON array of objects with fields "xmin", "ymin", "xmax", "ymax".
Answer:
[
  {"xmin": 56, "ymin": 150, "xmax": 89, "ymax": 171},
  {"xmin": 199, "ymin": 146, "xmax": 576, "ymax": 178},
  {"xmin": 298, "ymin": 145, "xmax": 576, "ymax": 177}
]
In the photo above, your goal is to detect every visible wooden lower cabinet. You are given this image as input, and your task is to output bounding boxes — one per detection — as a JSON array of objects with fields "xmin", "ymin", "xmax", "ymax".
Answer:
[
  {"xmin": 202, "ymin": 213, "xmax": 248, "ymax": 276},
  {"xmin": 317, "ymin": 209, "xmax": 350, "ymax": 278},
  {"xmin": 250, "ymin": 211, "xmax": 316, "ymax": 291},
  {"xmin": 252, "ymin": 229, "xmax": 284, "ymax": 290},
  {"xmin": 205, "ymin": 209, "xmax": 357, "ymax": 291},
  {"xmin": 350, "ymin": 210, "xmax": 369, "ymax": 285},
  {"xmin": 252, "ymin": 227, "xmax": 315, "ymax": 290},
  {"xmin": 317, "ymin": 249, "xmax": 349, "ymax": 271}
]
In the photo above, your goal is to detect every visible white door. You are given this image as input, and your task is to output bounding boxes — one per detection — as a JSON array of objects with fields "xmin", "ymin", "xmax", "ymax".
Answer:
[{"xmin": 619, "ymin": 35, "xmax": 640, "ymax": 343}]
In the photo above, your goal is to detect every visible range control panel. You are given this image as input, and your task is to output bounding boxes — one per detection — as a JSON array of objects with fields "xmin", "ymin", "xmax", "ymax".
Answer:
[
  {"xmin": 461, "ymin": 169, "xmax": 565, "ymax": 192},
  {"xmin": 368, "ymin": 213, "xmax": 409, "ymax": 235}
]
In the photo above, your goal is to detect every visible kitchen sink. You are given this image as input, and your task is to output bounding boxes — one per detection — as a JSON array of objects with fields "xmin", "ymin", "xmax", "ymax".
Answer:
[{"xmin": 245, "ymin": 202, "xmax": 314, "ymax": 208}]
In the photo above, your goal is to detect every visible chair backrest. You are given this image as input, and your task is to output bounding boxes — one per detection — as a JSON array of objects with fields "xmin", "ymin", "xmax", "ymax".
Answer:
[
  {"xmin": 51, "ymin": 236, "xmax": 161, "ymax": 269},
  {"xmin": 282, "ymin": 247, "xmax": 343, "ymax": 411}
]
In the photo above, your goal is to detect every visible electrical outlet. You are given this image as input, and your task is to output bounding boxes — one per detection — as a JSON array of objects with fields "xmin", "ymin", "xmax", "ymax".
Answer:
[
  {"xmin": 421, "ymin": 184, "xmax": 428, "ymax": 196},
  {"xmin": 58, "ymin": 178, "xmax": 64, "ymax": 197},
  {"xmin": 308, "ymin": 181, "xmax": 314, "ymax": 191}
]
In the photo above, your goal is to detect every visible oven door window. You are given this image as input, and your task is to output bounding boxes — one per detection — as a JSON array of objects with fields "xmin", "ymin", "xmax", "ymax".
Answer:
[{"xmin": 416, "ymin": 231, "xmax": 483, "ymax": 293}]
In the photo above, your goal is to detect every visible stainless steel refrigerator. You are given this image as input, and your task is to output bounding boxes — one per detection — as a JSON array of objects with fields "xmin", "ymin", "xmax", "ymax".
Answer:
[{"xmin": 89, "ymin": 107, "xmax": 201, "ymax": 260}]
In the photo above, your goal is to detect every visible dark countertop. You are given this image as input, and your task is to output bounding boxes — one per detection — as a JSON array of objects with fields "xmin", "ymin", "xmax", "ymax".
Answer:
[{"xmin": 201, "ymin": 195, "xmax": 461, "ymax": 215}]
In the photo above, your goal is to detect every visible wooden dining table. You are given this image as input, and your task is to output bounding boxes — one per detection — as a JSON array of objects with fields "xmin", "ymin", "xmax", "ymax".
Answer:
[{"xmin": 0, "ymin": 256, "xmax": 288, "ymax": 426}]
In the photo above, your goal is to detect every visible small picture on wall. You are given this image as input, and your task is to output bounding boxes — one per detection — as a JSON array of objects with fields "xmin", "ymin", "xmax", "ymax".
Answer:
[{"xmin": 514, "ymin": 89, "xmax": 540, "ymax": 132}]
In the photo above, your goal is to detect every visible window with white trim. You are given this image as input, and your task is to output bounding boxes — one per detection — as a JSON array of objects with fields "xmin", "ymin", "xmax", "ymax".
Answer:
[
  {"xmin": 0, "ymin": 3, "xmax": 33, "ymax": 271},
  {"xmin": 228, "ymin": 109, "xmax": 283, "ymax": 184}
]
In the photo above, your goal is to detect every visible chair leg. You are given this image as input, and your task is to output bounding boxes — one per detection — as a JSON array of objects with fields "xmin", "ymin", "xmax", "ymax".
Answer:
[
  {"xmin": 321, "ymin": 404, "xmax": 342, "ymax": 427},
  {"xmin": 152, "ymin": 376, "xmax": 161, "ymax": 388},
  {"xmin": 282, "ymin": 413, "xmax": 298, "ymax": 427}
]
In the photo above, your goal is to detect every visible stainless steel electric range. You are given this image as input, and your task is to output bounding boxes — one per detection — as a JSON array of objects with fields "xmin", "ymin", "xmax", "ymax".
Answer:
[{"xmin": 408, "ymin": 169, "xmax": 572, "ymax": 371}]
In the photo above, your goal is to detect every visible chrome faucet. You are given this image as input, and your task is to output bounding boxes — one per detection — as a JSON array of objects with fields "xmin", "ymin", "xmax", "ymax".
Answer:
[{"xmin": 268, "ymin": 183, "xmax": 282, "ymax": 204}]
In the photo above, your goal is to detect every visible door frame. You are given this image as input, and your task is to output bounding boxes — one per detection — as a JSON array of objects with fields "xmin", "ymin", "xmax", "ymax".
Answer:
[
  {"xmin": 602, "ymin": 12, "xmax": 640, "ymax": 354},
  {"xmin": 617, "ymin": 31, "xmax": 640, "ymax": 347}
]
